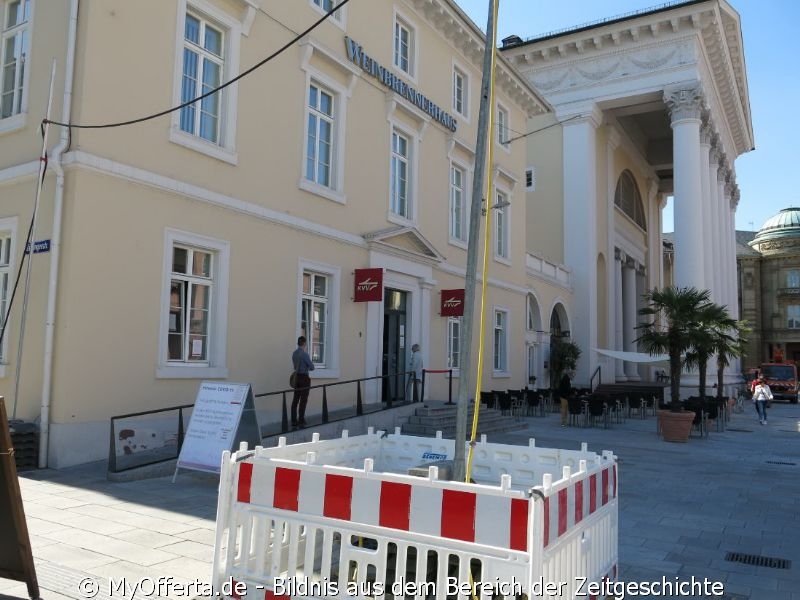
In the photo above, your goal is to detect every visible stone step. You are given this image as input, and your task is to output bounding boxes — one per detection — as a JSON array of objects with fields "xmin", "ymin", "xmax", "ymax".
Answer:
[
  {"xmin": 406, "ymin": 411, "xmax": 512, "ymax": 426},
  {"xmin": 402, "ymin": 420, "xmax": 528, "ymax": 437}
]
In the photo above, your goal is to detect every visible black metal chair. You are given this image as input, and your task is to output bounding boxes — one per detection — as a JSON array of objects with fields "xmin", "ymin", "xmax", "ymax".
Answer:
[
  {"xmin": 587, "ymin": 395, "xmax": 609, "ymax": 428},
  {"xmin": 627, "ymin": 396, "xmax": 646, "ymax": 419},
  {"xmin": 567, "ymin": 396, "xmax": 586, "ymax": 427},
  {"xmin": 524, "ymin": 389, "xmax": 543, "ymax": 417},
  {"xmin": 495, "ymin": 391, "xmax": 512, "ymax": 416},
  {"xmin": 683, "ymin": 397, "xmax": 707, "ymax": 438},
  {"xmin": 480, "ymin": 391, "xmax": 495, "ymax": 410}
]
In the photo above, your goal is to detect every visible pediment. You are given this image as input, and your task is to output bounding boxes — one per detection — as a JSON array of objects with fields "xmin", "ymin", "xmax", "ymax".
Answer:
[{"xmin": 363, "ymin": 226, "xmax": 443, "ymax": 263}]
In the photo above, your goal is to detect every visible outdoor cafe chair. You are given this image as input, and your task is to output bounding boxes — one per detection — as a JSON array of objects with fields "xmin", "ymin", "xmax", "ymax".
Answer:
[{"xmin": 524, "ymin": 388, "xmax": 544, "ymax": 417}]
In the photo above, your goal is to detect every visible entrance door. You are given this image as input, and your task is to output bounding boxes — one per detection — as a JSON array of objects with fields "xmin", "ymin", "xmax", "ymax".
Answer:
[{"xmin": 382, "ymin": 289, "xmax": 408, "ymax": 403}]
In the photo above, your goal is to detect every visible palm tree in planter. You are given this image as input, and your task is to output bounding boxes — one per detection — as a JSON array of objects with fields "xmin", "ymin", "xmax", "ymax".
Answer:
[
  {"xmin": 684, "ymin": 302, "xmax": 737, "ymax": 401},
  {"xmin": 636, "ymin": 287, "xmax": 713, "ymax": 441}
]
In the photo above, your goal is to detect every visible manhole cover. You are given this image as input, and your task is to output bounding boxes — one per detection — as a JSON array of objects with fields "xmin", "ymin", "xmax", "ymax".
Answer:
[{"xmin": 725, "ymin": 552, "xmax": 791, "ymax": 569}]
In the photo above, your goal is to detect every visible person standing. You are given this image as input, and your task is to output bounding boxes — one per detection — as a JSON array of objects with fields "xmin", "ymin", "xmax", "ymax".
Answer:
[
  {"xmin": 752, "ymin": 376, "xmax": 772, "ymax": 425},
  {"xmin": 559, "ymin": 370, "xmax": 573, "ymax": 427},
  {"xmin": 291, "ymin": 336, "xmax": 315, "ymax": 427},
  {"xmin": 406, "ymin": 343, "xmax": 423, "ymax": 401}
]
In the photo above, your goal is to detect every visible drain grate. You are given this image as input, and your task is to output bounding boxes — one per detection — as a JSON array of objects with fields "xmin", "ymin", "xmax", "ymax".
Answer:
[
  {"xmin": 725, "ymin": 552, "xmax": 791, "ymax": 569},
  {"xmin": 725, "ymin": 428, "xmax": 753, "ymax": 432},
  {"xmin": 766, "ymin": 460, "xmax": 797, "ymax": 466}
]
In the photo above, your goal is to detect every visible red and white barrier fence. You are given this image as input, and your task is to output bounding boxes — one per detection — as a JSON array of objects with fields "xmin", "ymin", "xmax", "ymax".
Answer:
[{"xmin": 212, "ymin": 428, "xmax": 617, "ymax": 599}]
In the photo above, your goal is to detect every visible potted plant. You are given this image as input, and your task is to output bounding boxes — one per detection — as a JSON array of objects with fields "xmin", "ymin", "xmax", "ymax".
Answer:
[
  {"xmin": 636, "ymin": 287, "xmax": 713, "ymax": 442},
  {"xmin": 549, "ymin": 336, "xmax": 581, "ymax": 395}
]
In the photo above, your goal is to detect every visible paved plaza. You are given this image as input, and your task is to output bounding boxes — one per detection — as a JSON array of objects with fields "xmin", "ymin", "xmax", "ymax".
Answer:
[{"xmin": 1, "ymin": 401, "xmax": 798, "ymax": 600}]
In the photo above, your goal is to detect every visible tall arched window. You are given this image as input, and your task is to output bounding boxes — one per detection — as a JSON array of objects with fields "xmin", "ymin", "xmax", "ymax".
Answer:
[{"xmin": 614, "ymin": 170, "xmax": 646, "ymax": 230}]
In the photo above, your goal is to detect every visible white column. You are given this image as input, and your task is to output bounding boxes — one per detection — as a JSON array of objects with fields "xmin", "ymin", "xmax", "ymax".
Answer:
[
  {"xmin": 614, "ymin": 250, "xmax": 626, "ymax": 381},
  {"xmin": 729, "ymin": 187, "xmax": 740, "ymax": 319},
  {"xmin": 716, "ymin": 165, "xmax": 728, "ymax": 305},
  {"xmin": 665, "ymin": 84, "xmax": 706, "ymax": 290},
  {"xmin": 607, "ymin": 129, "xmax": 621, "ymax": 384},
  {"xmin": 709, "ymin": 145, "xmax": 722, "ymax": 304},
  {"xmin": 561, "ymin": 105, "xmax": 601, "ymax": 384},
  {"xmin": 722, "ymin": 179, "xmax": 734, "ymax": 312},
  {"xmin": 622, "ymin": 259, "xmax": 640, "ymax": 381},
  {"xmin": 699, "ymin": 120, "xmax": 714, "ymax": 294}
]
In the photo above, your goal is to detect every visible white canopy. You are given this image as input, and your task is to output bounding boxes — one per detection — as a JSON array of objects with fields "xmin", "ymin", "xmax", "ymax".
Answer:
[{"xmin": 592, "ymin": 348, "xmax": 671, "ymax": 364}]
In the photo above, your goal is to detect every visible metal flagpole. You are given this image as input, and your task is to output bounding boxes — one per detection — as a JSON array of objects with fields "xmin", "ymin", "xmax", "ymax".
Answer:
[
  {"xmin": 453, "ymin": 0, "xmax": 498, "ymax": 483},
  {"xmin": 12, "ymin": 60, "xmax": 57, "ymax": 418}
]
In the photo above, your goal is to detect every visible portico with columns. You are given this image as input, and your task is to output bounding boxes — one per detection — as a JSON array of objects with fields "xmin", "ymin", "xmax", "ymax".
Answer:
[{"xmin": 502, "ymin": 0, "xmax": 753, "ymax": 386}]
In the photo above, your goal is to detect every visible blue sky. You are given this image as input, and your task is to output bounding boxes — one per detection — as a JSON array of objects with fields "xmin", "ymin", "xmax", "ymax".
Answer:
[{"xmin": 457, "ymin": 0, "xmax": 800, "ymax": 233}]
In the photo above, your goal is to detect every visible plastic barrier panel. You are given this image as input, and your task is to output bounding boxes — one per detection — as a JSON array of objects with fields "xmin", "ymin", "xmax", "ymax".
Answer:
[{"xmin": 212, "ymin": 428, "xmax": 617, "ymax": 600}]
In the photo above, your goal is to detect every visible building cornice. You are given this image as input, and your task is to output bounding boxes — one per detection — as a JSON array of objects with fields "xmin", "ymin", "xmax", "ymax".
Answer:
[
  {"xmin": 410, "ymin": 0, "xmax": 552, "ymax": 118},
  {"xmin": 501, "ymin": 0, "xmax": 753, "ymax": 156}
]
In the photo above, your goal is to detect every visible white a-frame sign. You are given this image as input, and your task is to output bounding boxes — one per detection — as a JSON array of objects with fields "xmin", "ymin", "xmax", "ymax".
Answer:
[{"xmin": 173, "ymin": 381, "xmax": 262, "ymax": 481}]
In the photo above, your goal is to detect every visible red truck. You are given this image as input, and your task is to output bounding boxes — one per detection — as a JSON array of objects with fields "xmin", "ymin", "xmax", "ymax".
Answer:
[{"xmin": 758, "ymin": 363, "xmax": 799, "ymax": 403}]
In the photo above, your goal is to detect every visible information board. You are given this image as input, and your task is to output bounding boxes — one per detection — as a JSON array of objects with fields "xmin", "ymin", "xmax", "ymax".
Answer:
[
  {"xmin": 174, "ymin": 382, "xmax": 262, "ymax": 478},
  {"xmin": 0, "ymin": 397, "xmax": 39, "ymax": 599}
]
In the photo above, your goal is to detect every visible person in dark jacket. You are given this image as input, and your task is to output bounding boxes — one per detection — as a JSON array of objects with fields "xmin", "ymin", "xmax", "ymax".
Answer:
[
  {"xmin": 291, "ymin": 336, "xmax": 315, "ymax": 427},
  {"xmin": 559, "ymin": 371, "xmax": 573, "ymax": 427}
]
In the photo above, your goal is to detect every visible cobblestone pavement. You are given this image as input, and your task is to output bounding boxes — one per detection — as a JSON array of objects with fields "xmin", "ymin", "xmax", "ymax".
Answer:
[{"xmin": 2, "ymin": 401, "xmax": 798, "ymax": 600}]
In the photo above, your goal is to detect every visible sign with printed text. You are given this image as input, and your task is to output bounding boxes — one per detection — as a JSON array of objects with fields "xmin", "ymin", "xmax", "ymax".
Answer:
[
  {"xmin": 24, "ymin": 240, "xmax": 50, "ymax": 254},
  {"xmin": 354, "ymin": 268, "xmax": 383, "ymax": 302},
  {"xmin": 175, "ymin": 382, "xmax": 261, "ymax": 477},
  {"xmin": 440, "ymin": 289, "xmax": 465, "ymax": 316}
]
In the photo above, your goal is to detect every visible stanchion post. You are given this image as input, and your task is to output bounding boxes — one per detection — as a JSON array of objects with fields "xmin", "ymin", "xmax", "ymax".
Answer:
[
  {"xmin": 420, "ymin": 370, "xmax": 425, "ymax": 402},
  {"xmin": 322, "ymin": 386, "xmax": 329, "ymax": 423},
  {"xmin": 281, "ymin": 392, "xmax": 289, "ymax": 433},
  {"xmin": 447, "ymin": 369, "xmax": 454, "ymax": 405},
  {"xmin": 356, "ymin": 381, "xmax": 363, "ymax": 416}
]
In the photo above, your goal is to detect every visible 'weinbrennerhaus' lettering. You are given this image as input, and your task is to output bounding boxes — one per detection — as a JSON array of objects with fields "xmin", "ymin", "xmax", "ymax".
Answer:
[{"xmin": 345, "ymin": 37, "xmax": 458, "ymax": 132}]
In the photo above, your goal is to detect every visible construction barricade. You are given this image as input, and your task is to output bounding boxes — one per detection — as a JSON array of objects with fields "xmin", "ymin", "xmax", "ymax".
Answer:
[{"xmin": 212, "ymin": 428, "xmax": 617, "ymax": 599}]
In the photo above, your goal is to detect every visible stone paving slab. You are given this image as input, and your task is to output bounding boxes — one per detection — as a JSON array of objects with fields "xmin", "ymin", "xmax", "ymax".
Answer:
[{"xmin": 1, "ymin": 402, "xmax": 798, "ymax": 599}]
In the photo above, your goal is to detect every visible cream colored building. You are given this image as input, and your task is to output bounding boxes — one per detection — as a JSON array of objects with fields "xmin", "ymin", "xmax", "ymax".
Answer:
[
  {"xmin": 0, "ymin": 0, "xmax": 570, "ymax": 467},
  {"xmin": 0, "ymin": 0, "xmax": 753, "ymax": 467}
]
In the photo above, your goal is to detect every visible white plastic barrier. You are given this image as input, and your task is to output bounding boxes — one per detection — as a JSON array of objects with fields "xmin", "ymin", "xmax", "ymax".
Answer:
[{"xmin": 212, "ymin": 428, "xmax": 617, "ymax": 600}]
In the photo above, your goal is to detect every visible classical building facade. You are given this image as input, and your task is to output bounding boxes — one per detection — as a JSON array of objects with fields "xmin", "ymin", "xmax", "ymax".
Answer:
[
  {"xmin": 501, "ymin": 0, "xmax": 753, "ymax": 385},
  {"xmin": 0, "ymin": 0, "xmax": 752, "ymax": 466},
  {"xmin": 737, "ymin": 208, "xmax": 800, "ymax": 368}
]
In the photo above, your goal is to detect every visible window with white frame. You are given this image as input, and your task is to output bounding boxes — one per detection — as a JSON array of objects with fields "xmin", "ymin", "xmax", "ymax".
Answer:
[
  {"xmin": 180, "ymin": 11, "xmax": 225, "ymax": 143},
  {"xmin": 447, "ymin": 317, "xmax": 462, "ymax": 370},
  {"xmin": 159, "ymin": 230, "xmax": 229, "ymax": 378},
  {"xmin": 493, "ymin": 309, "xmax": 508, "ymax": 372},
  {"xmin": 526, "ymin": 295, "xmax": 536, "ymax": 331},
  {"xmin": 788, "ymin": 305, "xmax": 800, "ymax": 329},
  {"xmin": 305, "ymin": 81, "xmax": 335, "ymax": 188},
  {"xmin": 449, "ymin": 164, "xmax": 466, "ymax": 243},
  {"xmin": 301, "ymin": 270, "xmax": 329, "ymax": 366},
  {"xmin": 167, "ymin": 245, "xmax": 214, "ymax": 363},
  {"xmin": 494, "ymin": 190, "xmax": 510, "ymax": 260},
  {"xmin": 1, "ymin": 0, "xmax": 30, "ymax": 119},
  {"xmin": 393, "ymin": 16, "xmax": 414, "ymax": 76},
  {"xmin": 390, "ymin": 128, "xmax": 411, "ymax": 218},
  {"xmin": 787, "ymin": 270, "xmax": 800, "ymax": 289},
  {"xmin": 497, "ymin": 105, "xmax": 509, "ymax": 147},
  {"xmin": 453, "ymin": 66, "xmax": 467, "ymax": 117},
  {"xmin": 0, "ymin": 232, "xmax": 11, "ymax": 363}
]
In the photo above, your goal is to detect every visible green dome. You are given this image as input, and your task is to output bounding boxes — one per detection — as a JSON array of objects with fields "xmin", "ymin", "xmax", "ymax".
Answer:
[{"xmin": 753, "ymin": 207, "xmax": 800, "ymax": 241}]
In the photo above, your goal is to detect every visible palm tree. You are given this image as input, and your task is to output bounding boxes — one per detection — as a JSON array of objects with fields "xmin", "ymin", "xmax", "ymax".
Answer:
[
  {"xmin": 714, "ymin": 320, "xmax": 750, "ymax": 400},
  {"xmin": 684, "ymin": 303, "xmax": 737, "ymax": 400},
  {"xmin": 636, "ymin": 287, "xmax": 713, "ymax": 410},
  {"xmin": 549, "ymin": 336, "xmax": 581, "ymax": 390}
]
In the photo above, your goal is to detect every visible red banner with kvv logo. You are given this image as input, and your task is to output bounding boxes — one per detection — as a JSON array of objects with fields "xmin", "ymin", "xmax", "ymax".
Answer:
[
  {"xmin": 353, "ymin": 268, "xmax": 383, "ymax": 302},
  {"xmin": 440, "ymin": 289, "xmax": 465, "ymax": 316}
]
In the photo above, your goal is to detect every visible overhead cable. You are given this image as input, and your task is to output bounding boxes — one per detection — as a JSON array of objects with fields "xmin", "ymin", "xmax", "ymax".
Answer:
[{"xmin": 43, "ymin": 0, "xmax": 352, "ymax": 130}]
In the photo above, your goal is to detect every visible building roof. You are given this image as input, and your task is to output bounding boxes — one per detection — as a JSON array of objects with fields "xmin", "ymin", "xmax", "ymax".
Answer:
[
  {"xmin": 736, "ymin": 230, "xmax": 759, "ymax": 257},
  {"xmin": 752, "ymin": 207, "xmax": 800, "ymax": 242}
]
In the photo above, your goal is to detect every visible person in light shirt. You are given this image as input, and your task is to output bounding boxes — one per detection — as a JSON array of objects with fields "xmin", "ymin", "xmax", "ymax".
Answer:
[{"xmin": 751, "ymin": 376, "xmax": 772, "ymax": 425}]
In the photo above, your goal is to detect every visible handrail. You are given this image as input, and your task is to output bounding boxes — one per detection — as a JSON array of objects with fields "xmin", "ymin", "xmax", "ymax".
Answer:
[
  {"xmin": 589, "ymin": 365, "xmax": 602, "ymax": 393},
  {"xmin": 108, "ymin": 370, "xmax": 423, "ymax": 473}
]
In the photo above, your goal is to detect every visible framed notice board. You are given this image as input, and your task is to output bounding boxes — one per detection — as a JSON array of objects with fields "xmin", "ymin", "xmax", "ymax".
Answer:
[
  {"xmin": 173, "ymin": 382, "xmax": 261, "ymax": 480},
  {"xmin": 0, "ymin": 397, "xmax": 39, "ymax": 599}
]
